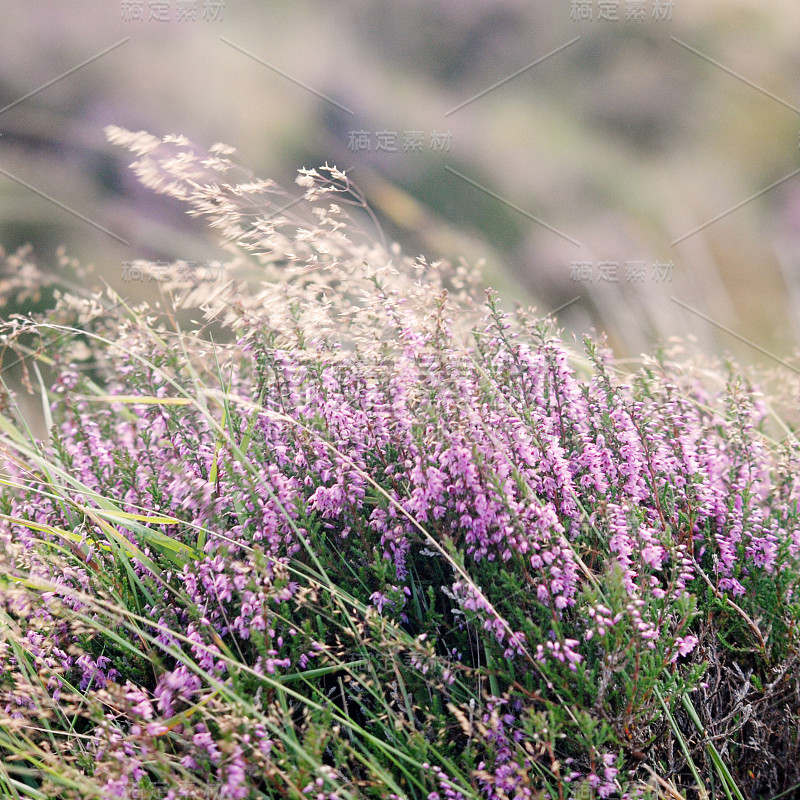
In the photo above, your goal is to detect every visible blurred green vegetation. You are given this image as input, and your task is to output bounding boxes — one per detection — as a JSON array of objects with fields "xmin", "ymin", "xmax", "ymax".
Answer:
[{"xmin": 1, "ymin": 0, "xmax": 799, "ymax": 366}]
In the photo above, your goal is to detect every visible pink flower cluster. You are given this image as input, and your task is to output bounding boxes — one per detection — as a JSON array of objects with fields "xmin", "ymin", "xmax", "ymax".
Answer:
[{"xmin": 1, "ymin": 280, "xmax": 799, "ymax": 798}]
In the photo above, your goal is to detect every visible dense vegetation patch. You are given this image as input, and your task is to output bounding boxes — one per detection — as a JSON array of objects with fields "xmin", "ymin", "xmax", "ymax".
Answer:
[{"xmin": 0, "ymin": 130, "xmax": 799, "ymax": 799}]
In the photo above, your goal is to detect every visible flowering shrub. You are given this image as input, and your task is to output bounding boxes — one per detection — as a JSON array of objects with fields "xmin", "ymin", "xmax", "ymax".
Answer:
[{"xmin": 0, "ymin": 130, "xmax": 799, "ymax": 799}]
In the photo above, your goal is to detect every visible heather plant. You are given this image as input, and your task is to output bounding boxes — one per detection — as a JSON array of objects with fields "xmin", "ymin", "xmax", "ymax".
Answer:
[{"xmin": 0, "ymin": 130, "xmax": 799, "ymax": 800}]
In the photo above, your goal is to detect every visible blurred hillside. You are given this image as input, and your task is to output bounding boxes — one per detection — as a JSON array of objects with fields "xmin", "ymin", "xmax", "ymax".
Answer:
[{"xmin": 1, "ymin": 0, "xmax": 800, "ymax": 368}]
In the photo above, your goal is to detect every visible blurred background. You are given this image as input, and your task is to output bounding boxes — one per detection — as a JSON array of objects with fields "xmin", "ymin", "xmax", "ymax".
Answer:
[{"xmin": 2, "ymin": 0, "xmax": 800, "ymax": 369}]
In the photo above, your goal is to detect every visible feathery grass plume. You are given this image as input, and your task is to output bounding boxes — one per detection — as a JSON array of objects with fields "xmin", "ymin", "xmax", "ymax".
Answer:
[{"xmin": 0, "ymin": 244, "xmax": 57, "ymax": 310}]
